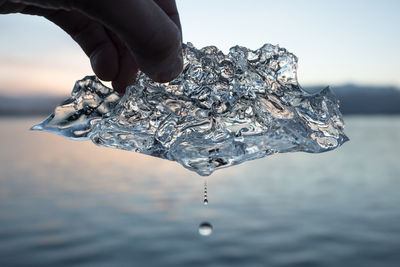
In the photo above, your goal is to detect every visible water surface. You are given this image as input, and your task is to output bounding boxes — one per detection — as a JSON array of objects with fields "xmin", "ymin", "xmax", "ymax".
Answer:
[{"xmin": 0, "ymin": 116, "xmax": 399, "ymax": 267}]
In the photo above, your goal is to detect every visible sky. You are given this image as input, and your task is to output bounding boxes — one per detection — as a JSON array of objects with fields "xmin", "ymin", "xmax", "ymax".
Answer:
[{"xmin": 0, "ymin": 0, "xmax": 399, "ymax": 96}]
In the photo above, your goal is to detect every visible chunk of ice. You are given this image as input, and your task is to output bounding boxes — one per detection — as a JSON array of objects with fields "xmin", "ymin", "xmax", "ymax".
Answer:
[{"xmin": 32, "ymin": 43, "xmax": 348, "ymax": 175}]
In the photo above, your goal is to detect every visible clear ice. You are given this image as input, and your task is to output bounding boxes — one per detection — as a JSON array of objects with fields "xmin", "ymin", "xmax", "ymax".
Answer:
[{"xmin": 32, "ymin": 42, "xmax": 348, "ymax": 176}]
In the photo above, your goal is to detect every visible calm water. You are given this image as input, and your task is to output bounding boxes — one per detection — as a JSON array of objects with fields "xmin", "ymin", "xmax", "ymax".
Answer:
[{"xmin": 0, "ymin": 116, "xmax": 399, "ymax": 267}]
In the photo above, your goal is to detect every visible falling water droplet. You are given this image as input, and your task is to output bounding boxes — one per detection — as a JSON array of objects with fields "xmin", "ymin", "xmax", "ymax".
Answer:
[
  {"xmin": 203, "ymin": 179, "xmax": 208, "ymax": 205},
  {"xmin": 198, "ymin": 222, "xmax": 213, "ymax": 236},
  {"xmin": 199, "ymin": 179, "xmax": 212, "ymax": 235}
]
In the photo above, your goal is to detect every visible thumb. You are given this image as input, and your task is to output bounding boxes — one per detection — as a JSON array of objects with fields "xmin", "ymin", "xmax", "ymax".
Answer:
[{"xmin": 6, "ymin": 0, "xmax": 183, "ymax": 82}]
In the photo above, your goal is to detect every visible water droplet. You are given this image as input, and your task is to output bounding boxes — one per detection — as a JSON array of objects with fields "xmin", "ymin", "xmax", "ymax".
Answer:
[
  {"xmin": 198, "ymin": 222, "xmax": 213, "ymax": 236},
  {"xmin": 203, "ymin": 179, "xmax": 208, "ymax": 205},
  {"xmin": 199, "ymin": 180, "xmax": 212, "ymax": 235}
]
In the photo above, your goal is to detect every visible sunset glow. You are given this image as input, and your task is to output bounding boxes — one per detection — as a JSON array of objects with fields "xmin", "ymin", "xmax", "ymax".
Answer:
[{"xmin": 1, "ymin": 0, "xmax": 399, "ymax": 96}]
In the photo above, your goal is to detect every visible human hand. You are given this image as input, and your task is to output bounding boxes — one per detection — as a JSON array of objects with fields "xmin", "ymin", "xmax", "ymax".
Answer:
[{"xmin": 0, "ymin": 0, "xmax": 183, "ymax": 94}]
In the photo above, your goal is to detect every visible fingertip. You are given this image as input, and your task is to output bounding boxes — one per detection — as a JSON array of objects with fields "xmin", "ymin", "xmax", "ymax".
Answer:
[
  {"xmin": 111, "ymin": 80, "xmax": 126, "ymax": 94},
  {"xmin": 140, "ymin": 42, "xmax": 183, "ymax": 83},
  {"xmin": 112, "ymin": 75, "xmax": 135, "ymax": 95},
  {"xmin": 111, "ymin": 54, "xmax": 138, "ymax": 95},
  {"xmin": 90, "ymin": 43, "xmax": 119, "ymax": 81},
  {"xmin": 150, "ymin": 49, "xmax": 183, "ymax": 83}
]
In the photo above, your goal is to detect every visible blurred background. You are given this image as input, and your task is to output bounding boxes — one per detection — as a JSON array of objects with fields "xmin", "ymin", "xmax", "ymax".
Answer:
[{"xmin": 0, "ymin": 0, "xmax": 399, "ymax": 266}]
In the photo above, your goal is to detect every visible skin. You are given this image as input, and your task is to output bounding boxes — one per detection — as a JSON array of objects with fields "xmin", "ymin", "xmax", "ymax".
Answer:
[{"xmin": 0, "ymin": 0, "xmax": 183, "ymax": 94}]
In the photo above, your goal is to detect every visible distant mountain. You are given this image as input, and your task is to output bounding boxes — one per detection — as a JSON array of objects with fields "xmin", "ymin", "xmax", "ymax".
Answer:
[
  {"xmin": 0, "ymin": 95, "xmax": 65, "ymax": 116},
  {"xmin": 306, "ymin": 85, "xmax": 400, "ymax": 115},
  {"xmin": 0, "ymin": 85, "xmax": 399, "ymax": 116}
]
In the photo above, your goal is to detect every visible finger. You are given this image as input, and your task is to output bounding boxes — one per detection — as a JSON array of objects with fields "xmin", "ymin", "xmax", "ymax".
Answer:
[
  {"xmin": 0, "ymin": 2, "xmax": 120, "ymax": 82},
  {"xmin": 111, "ymin": 50, "xmax": 138, "ymax": 94},
  {"xmin": 0, "ymin": 1, "xmax": 30, "ymax": 13},
  {"xmin": 154, "ymin": 0, "xmax": 181, "ymax": 33},
  {"xmin": 1, "ymin": 2, "xmax": 138, "ymax": 94},
  {"xmin": 107, "ymin": 30, "xmax": 138, "ymax": 94},
  {"xmin": 45, "ymin": 10, "xmax": 120, "ymax": 81},
  {"xmin": 75, "ymin": 0, "xmax": 183, "ymax": 83},
  {"xmin": 7, "ymin": 0, "xmax": 74, "ymax": 10}
]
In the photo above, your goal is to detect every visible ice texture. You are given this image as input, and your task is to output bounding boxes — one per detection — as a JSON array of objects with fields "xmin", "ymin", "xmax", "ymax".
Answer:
[{"xmin": 32, "ymin": 42, "xmax": 348, "ymax": 176}]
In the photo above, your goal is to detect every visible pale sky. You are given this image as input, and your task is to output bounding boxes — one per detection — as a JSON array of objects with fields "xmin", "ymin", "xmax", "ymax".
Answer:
[{"xmin": 0, "ymin": 0, "xmax": 399, "ymax": 96}]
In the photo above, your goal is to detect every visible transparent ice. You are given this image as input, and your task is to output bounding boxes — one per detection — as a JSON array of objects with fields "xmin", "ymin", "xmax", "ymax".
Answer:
[{"xmin": 32, "ymin": 42, "xmax": 348, "ymax": 176}]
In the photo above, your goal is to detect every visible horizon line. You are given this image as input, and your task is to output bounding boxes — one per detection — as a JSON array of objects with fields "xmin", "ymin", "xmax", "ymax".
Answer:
[{"xmin": 1, "ymin": 83, "xmax": 400, "ymax": 98}]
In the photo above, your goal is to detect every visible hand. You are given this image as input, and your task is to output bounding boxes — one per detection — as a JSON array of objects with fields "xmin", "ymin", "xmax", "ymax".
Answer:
[{"xmin": 0, "ymin": 0, "xmax": 183, "ymax": 94}]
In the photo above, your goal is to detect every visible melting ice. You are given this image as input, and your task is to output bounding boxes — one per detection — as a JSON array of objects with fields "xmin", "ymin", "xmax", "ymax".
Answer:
[{"xmin": 32, "ymin": 42, "xmax": 348, "ymax": 176}]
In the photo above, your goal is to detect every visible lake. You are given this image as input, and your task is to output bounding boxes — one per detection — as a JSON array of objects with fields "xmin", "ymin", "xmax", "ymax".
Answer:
[{"xmin": 0, "ymin": 116, "xmax": 399, "ymax": 267}]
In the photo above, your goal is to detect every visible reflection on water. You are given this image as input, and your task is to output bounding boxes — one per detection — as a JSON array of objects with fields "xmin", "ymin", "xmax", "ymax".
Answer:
[{"xmin": 0, "ymin": 116, "xmax": 400, "ymax": 266}]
